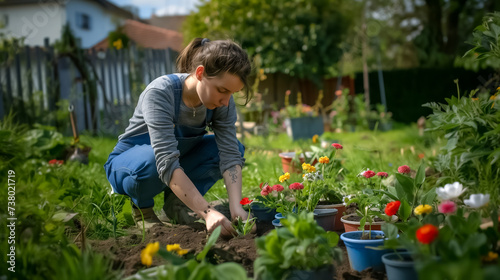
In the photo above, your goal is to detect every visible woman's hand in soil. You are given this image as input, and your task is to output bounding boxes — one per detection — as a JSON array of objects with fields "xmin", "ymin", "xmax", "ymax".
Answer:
[
  {"xmin": 231, "ymin": 207, "xmax": 257, "ymax": 233},
  {"xmin": 206, "ymin": 209, "xmax": 236, "ymax": 237}
]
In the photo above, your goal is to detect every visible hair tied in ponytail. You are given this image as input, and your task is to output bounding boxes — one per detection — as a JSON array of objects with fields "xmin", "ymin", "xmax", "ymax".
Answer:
[{"xmin": 201, "ymin": 38, "xmax": 210, "ymax": 46}]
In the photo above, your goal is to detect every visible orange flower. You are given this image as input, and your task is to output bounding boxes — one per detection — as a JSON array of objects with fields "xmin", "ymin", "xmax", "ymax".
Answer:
[
  {"xmin": 319, "ymin": 156, "xmax": 330, "ymax": 164},
  {"xmin": 416, "ymin": 224, "xmax": 439, "ymax": 244}
]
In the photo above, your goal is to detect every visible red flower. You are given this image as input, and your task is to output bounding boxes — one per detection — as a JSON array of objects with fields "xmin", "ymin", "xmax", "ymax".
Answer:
[
  {"xmin": 289, "ymin": 182, "xmax": 304, "ymax": 190},
  {"xmin": 259, "ymin": 182, "xmax": 267, "ymax": 190},
  {"xmin": 363, "ymin": 170, "xmax": 376, "ymax": 178},
  {"xmin": 385, "ymin": 201, "xmax": 401, "ymax": 216},
  {"xmin": 240, "ymin": 197, "xmax": 253, "ymax": 205},
  {"xmin": 416, "ymin": 224, "xmax": 439, "ymax": 244},
  {"xmin": 332, "ymin": 143, "xmax": 343, "ymax": 149},
  {"xmin": 272, "ymin": 184, "xmax": 284, "ymax": 192},
  {"xmin": 376, "ymin": 172, "xmax": 388, "ymax": 178},
  {"xmin": 48, "ymin": 159, "xmax": 64, "ymax": 165},
  {"xmin": 398, "ymin": 165, "xmax": 411, "ymax": 174}
]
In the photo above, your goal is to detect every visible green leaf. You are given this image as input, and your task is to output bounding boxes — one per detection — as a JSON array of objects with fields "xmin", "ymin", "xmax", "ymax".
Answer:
[
  {"xmin": 196, "ymin": 226, "xmax": 221, "ymax": 261},
  {"xmin": 414, "ymin": 163, "xmax": 426, "ymax": 186},
  {"xmin": 325, "ymin": 231, "xmax": 339, "ymax": 247},
  {"xmin": 398, "ymin": 200, "xmax": 412, "ymax": 221},
  {"xmin": 395, "ymin": 174, "xmax": 414, "ymax": 202},
  {"xmin": 213, "ymin": 262, "xmax": 248, "ymax": 280},
  {"xmin": 420, "ymin": 187, "xmax": 437, "ymax": 206}
]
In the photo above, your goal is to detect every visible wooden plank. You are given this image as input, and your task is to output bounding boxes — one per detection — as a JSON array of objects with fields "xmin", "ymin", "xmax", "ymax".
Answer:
[
  {"xmin": 105, "ymin": 49, "xmax": 117, "ymax": 104},
  {"xmin": 25, "ymin": 46, "xmax": 35, "ymax": 120},
  {"xmin": 111, "ymin": 49, "xmax": 121, "ymax": 104},
  {"xmin": 14, "ymin": 48, "xmax": 27, "ymax": 123},
  {"xmin": 122, "ymin": 48, "xmax": 130, "ymax": 105},
  {"xmin": 35, "ymin": 46, "xmax": 44, "ymax": 110}
]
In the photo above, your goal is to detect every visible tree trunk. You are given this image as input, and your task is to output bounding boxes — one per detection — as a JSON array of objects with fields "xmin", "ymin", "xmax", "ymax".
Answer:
[
  {"xmin": 444, "ymin": 0, "xmax": 467, "ymax": 54},
  {"xmin": 425, "ymin": 0, "xmax": 444, "ymax": 52}
]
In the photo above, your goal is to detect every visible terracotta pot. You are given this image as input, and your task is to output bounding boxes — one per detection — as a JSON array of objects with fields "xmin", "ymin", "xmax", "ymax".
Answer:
[
  {"xmin": 279, "ymin": 152, "xmax": 317, "ymax": 174},
  {"xmin": 340, "ymin": 214, "xmax": 397, "ymax": 232},
  {"xmin": 315, "ymin": 203, "xmax": 346, "ymax": 231}
]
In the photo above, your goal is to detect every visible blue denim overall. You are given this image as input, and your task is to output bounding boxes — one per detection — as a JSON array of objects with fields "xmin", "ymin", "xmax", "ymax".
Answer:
[{"xmin": 104, "ymin": 75, "xmax": 245, "ymax": 208}]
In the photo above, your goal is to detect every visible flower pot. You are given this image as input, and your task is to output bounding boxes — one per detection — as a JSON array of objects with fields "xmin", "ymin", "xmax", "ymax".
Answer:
[
  {"xmin": 251, "ymin": 203, "xmax": 277, "ymax": 222},
  {"xmin": 285, "ymin": 116, "xmax": 324, "ymax": 141},
  {"xmin": 340, "ymin": 214, "xmax": 396, "ymax": 232},
  {"xmin": 275, "ymin": 213, "xmax": 285, "ymax": 220},
  {"xmin": 340, "ymin": 230, "xmax": 390, "ymax": 272},
  {"xmin": 382, "ymin": 252, "xmax": 418, "ymax": 280},
  {"xmin": 313, "ymin": 208, "xmax": 338, "ymax": 232},
  {"xmin": 316, "ymin": 203, "xmax": 346, "ymax": 231},
  {"xmin": 272, "ymin": 218, "xmax": 283, "ymax": 229},
  {"xmin": 285, "ymin": 265, "xmax": 335, "ymax": 280},
  {"xmin": 279, "ymin": 151, "xmax": 317, "ymax": 173}
]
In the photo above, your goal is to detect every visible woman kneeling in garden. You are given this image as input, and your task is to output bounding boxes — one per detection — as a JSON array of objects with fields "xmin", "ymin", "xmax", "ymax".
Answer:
[{"xmin": 104, "ymin": 38, "xmax": 254, "ymax": 237}]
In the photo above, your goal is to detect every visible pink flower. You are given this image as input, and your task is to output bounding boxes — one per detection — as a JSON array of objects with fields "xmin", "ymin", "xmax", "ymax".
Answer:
[
  {"xmin": 332, "ymin": 143, "xmax": 343, "ymax": 149},
  {"xmin": 398, "ymin": 165, "xmax": 411, "ymax": 174},
  {"xmin": 289, "ymin": 182, "xmax": 304, "ymax": 190},
  {"xmin": 261, "ymin": 185, "xmax": 273, "ymax": 196},
  {"xmin": 272, "ymin": 184, "xmax": 284, "ymax": 192},
  {"xmin": 376, "ymin": 172, "xmax": 389, "ymax": 178},
  {"xmin": 438, "ymin": 201, "xmax": 457, "ymax": 214},
  {"xmin": 363, "ymin": 170, "xmax": 376, "ymax": 178}
]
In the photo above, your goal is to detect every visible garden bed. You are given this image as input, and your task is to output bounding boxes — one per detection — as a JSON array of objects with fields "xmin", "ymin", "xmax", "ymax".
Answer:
[{"xmin": 86, "ymin": 205, "xmax": 387, "ymax": 279}]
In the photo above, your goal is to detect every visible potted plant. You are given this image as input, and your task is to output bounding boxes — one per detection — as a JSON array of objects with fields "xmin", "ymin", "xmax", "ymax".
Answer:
[
  {"xmin": 254, "ymin": 211, "xmax": 342, "ymax": 280},
  {"xmin": 380, "ymin": 183, "xmax": 500, "ymax": 280},
  {"xmin": 280, "ymin": 90, "xmax": 323, "ymax": 140}
]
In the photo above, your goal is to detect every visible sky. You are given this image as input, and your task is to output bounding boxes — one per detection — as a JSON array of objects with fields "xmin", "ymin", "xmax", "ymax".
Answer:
[{"xmin": 108, "ymin": 0, "xmax": 201, "ymax": 19}]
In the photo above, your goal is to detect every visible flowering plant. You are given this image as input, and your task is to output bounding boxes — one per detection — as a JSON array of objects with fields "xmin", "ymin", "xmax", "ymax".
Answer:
[
  {"xmin": 381, "ymin": 182, "xmax": 500, "ymax": 279},
  {"xmin": 138, "ymin": 226, "xmax": 247, "ymax": 280},
  {"xmin": 279, "ymin": 90, "xmax": 320, "ymax": 119},
  {"xmin": 232, "ymin": 197, "xmax": 257, "ymax": 236}
]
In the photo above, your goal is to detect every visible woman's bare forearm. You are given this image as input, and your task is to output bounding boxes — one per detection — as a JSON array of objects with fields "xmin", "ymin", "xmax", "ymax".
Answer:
[
  {"xmin": 223, "ymin": 165, "xmax": 243, "ymax": 212},
  {"xmin": 169, "ymin": 168, "xmax": 211, "ymax": 219}
]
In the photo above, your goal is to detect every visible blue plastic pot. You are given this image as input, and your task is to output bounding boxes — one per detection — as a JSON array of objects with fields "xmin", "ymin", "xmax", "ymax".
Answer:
[
  {"xmin": 382, "ymin": 252, "xmax": 418, "ymax": 280},
  {"xmin": 340, "ymin": 230, "xmax": 391, "ymax": 272},
  {"xmin": 251, "ymin": 203, "xmax": 277, "ymax": 222},
  {"xmin": 272, "ymin": 218, "xmax": 282, "ymax": 229},
  {"xmin": 275, "ymin": 213, "xmax": 285, "ymax": 220}
]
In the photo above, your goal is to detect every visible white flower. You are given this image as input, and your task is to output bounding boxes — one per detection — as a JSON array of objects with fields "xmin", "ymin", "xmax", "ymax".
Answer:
[
  {"xmin": 436, "ymin": 182, "xmax": 466, "ymax": 200},
  {"xmin": 464, "ymin": 194, "xmax": 490, "ymax": 208},
  {"xmin": 303, "ymin": 171, "xmax": 323, "ymax": 182}
]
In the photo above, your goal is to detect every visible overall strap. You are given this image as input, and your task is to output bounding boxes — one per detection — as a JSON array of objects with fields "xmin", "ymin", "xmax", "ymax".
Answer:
[
  {"xmin": 169, "ymin": 74, "xmax": 215, "ymax": 129},
  {"xmin": 169, "ymin": 74, "xmax": 183, "ymax": 124}
]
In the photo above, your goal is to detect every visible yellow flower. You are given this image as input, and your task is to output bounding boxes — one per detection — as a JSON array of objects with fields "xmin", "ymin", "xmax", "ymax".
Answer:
[
  {"xmin": 483, "ymin": 251, "xmax": 498, "ymax": 262},
  {"xmin": 166, "ymin": 244, "xmax": 181, "ymax": 252},
  {"xmin": 112, "ymin": 38, "xmax": 123, "ymax": 50},
  {"xmin": 176, "ymin": 249, "xmax": 189, "ymax": 256},
  {"xmin": 312, "ymin": 134, "xmax": 319, "ymax": 143},
  {"xmin": 141, "ymin": 242, "xmax": 160, "ymax": 267},
  {"xmin": 279, "ymin": 172, "xmax": 290, "ymax": 182},
  {"xmin": 166, "ymin": 244, "xmax": 189, "ymax": 256},
  {"xmin": 302, "ymin": 163, "xmax": 309, "ymax": 170},
  {"xmin": 319, "ymin": 156, "xmax": 330, "ymax": 164},
  {"xmin": 308, "ymin": 165, "xmax": 316, "ymax": 173},
  {"xmin": 414, "ymin": 204, "xmax": 433, "ymax": 215}
]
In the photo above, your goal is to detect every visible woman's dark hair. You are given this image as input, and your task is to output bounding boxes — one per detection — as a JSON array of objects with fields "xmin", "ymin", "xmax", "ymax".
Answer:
[{"xmin": 176, "ymin": 38, "xmax": 252, "ymax": 104}]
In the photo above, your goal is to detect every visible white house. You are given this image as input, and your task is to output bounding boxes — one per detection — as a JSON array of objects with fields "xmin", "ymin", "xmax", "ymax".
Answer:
[{"xmin": 0, "ymin": 0, "xmax": 136, "ymax": 48}]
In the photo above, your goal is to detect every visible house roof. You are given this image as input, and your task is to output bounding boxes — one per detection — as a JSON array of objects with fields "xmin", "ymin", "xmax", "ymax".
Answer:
[
  {"xmin": 0, "ymin": 0, "xmax": 135, "ymax": 19},
  {"xmin": 92, "ymin": 19, "xmax": 183, "ymax": 51},
  {"xmin": 147, "ymin": 15, "xmax": 187, "ymax": 33}
]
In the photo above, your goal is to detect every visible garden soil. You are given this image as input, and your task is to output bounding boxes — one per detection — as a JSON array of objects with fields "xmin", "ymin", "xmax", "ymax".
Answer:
[{"xmin": 86, "ymin": 202, "xmax": 387, "ymax": 280}]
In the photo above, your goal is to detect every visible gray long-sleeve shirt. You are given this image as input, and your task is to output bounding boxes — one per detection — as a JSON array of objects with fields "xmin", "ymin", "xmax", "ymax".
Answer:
[{"xmin": 118, "ymin": 73, "xmax": 244, "ymax": 186}]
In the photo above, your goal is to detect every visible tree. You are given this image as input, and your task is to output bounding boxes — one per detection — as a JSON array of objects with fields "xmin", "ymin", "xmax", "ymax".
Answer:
[{"xmin": 183, "ymin": 0, "xmax": 355, "ymax": 87}]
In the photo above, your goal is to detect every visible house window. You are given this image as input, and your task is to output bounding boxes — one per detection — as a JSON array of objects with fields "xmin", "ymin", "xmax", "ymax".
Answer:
[{"xmin": 76, "ymin": 13, "xmax": 91, "ymax": 30}]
